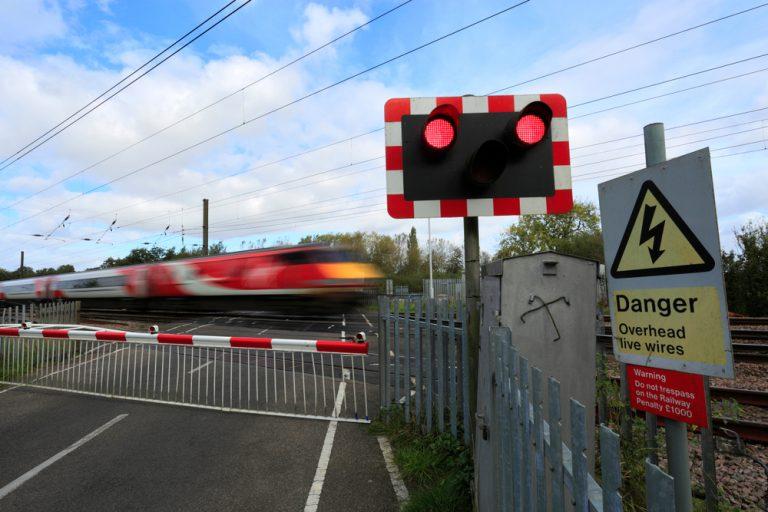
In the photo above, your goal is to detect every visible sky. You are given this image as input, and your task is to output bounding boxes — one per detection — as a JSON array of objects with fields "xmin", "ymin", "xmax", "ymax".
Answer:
[{"xmin": 0, "ymin": 0, "xmax": 766, "ymax": 271}]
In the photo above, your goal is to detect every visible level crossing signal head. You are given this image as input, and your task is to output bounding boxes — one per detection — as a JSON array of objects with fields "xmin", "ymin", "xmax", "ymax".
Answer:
[{"xmin": 384, "ymin": 94, "xmax": 572, "ymax": 219}]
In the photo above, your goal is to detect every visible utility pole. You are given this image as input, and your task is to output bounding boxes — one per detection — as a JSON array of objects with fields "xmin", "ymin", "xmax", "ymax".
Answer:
[
  {"xmin": 202, "ymin": 198, "xmax": 209, "ymax": 256},
  {"xmin": 464, "ymin": 217, "xmax": 480, "ymax": 432},
  {"xmin": 644, "ymin": 122, "xmax": 693, "ymax": 512},
  {"xmin": 19, "ymin": 251, "xmax": 24, "ymax": 278}
]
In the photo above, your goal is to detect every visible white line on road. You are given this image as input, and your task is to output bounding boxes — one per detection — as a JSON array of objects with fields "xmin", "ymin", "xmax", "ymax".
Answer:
[
  {"xmin": 184, "ymin": 323, "xmax": 213, "ymax": 333},
  {"xmin": 166, "ymin": 322, "xmax": 193, "ymax": 332},
  {"xmin": 188, "ymin": 361, "xmax": 213, "ymax": 375},
  {"xmin": 258, "ymin": 328, "xmax": 269, "ymax": 335},
  {"xmin": 377, "ymin": 436, "xmax": 409, "ymax": 505},
  {"xmin": 362, "ymin": 314, "xmax": 373, "ymax": 328},
  {"xmin": 0, "ymin": 414, "xmax": 128, "ymax": 500},
  {"xmin": 304, "ymin": 379, "xmax": 347, "ymax": 512}
]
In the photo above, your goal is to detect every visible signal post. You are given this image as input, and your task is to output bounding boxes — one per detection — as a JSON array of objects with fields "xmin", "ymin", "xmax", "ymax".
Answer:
[{"xmin": 383, "ymin": 94, "xmax": 573, "ymax": 447}]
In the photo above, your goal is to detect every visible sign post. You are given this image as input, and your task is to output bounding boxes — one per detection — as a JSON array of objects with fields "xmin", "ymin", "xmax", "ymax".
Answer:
[{"xmin": 599, "ymin": 139, "xmax": 734, "ymax": 512}]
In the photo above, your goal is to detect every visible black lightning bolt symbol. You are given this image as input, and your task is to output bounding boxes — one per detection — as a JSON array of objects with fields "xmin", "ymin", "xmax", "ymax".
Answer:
[{"xmin": 639, "ymin": 204, "xmax": 665, "ymax": 263}]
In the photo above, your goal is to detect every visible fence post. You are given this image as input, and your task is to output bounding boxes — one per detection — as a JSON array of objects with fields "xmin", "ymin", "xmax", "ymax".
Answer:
[
  {"xmin": 394, "ymin": 297, "xmax": 401, "ymax": 409},
  {"xmin": 378, "ymin": 296, "xmax": 386, "ymax": 411},
  {"xmin": 548, "ymin": 378, "xmax": 564, "ymax": 512},
  {"xmin": 461, "ymin": 300, "xmax": 470, "ymax": 445},
  {"xmin": 415, "ymin": 298, "xmax": 422, "ymax": 422},
  {"xmin": 570, "ymin": 399, "xmax": 588, "ymax": 512},
  {"xmin": 600, "ymin": 425, "xmax": 623, "ymax": 512},
  {"xmin": 404, "ymin": 296, "xmax": 411, "ymax": 420},
  {"xmin": 449, "ymin": 302, "xmax": 458, "ymax": 438},
  {"xmin": 425, "ymin": 298, "xmax": 433, "ymax": 433},
  {"xmin": 532, "ymin": 368, "xmax": 546, "ymax": 511},
  {"xmin": 520, "ymin": 356, "xmax": 531, "ymax": 510},
  {"xmin": 645, "ymin": 458, "xmax": 675, "ymax": 512}
]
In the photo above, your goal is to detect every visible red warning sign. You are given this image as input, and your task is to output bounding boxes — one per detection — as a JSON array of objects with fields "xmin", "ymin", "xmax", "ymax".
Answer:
[{"xmin": 627, "ymin": 364, "xmax": 708, "ymax": 428}]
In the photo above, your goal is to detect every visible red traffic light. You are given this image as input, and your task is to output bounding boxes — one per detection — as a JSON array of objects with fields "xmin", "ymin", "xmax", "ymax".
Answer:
[
  {"xmin": 422, "ymin": 104, "xmax": 459, "ymax": 152},
  {"xmin": 423, "ymin": 117, "xmax": 455, "ymax": 150},
  {"xmin": 515, "ymin": 114, "xmax": 546, "ymax": 145}
]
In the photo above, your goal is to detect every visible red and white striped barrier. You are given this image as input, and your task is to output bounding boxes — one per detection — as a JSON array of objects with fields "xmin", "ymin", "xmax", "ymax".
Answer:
[{"xmin": 0, "ymin": 325, "xmax": 368, "ymax": 355}]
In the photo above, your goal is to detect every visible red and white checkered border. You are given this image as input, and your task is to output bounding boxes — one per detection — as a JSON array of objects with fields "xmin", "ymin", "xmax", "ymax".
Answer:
[
  {"xmin": 384, "ymin": 94, "xmax": 572, "ymax": 218},
  {"xmin": 0, "ymin": 325, "xmax": 368, "ymax": 355}
]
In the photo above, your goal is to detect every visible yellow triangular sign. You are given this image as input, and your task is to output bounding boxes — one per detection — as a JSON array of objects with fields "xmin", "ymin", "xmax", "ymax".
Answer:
[{"xmin": 611, "ymin": 180, "xmax": 714, "ymax": 278}]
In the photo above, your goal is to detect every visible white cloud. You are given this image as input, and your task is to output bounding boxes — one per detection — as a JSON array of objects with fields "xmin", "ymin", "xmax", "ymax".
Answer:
[
  {"xmin": 0, "ymin": 0, "xmax": 68, "ymax": 51},
  {"xmin": 291, "ymin": 2, "xmax": 369, "ymax": 50}
]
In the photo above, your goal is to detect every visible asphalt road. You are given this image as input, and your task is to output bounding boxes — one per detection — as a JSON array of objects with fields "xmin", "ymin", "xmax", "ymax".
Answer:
[
  {"xmin": 0, "ymin": 309, "xmax": 403, "ymax": 511},
  {"xmin": 0, "ymin": 387, "xmax": 399, "ymax": 511}
]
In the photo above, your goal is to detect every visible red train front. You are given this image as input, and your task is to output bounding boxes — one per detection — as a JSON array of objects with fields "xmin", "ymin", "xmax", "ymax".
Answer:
[{"xmin": 0, "ymin": 245, "xmax": 381, "ymax": 310}]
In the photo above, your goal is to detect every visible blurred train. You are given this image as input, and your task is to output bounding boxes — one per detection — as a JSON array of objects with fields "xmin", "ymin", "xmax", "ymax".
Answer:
[{"xmin": 0, "ymin": 245, "xmax": 381, "ymax": 311}]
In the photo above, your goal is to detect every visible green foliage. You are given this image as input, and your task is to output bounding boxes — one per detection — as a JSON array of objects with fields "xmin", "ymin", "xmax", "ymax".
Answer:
[
  {"xmin": 370, "ymin": 408, "xmax": 472, "ymax": 512},
  {"xmin": 496, "ymin": 200, "xmax": 604, "ymax": 262},
  {"xmin": 722, "ymin": 219, "xmax": 768, "ymax": 315}
]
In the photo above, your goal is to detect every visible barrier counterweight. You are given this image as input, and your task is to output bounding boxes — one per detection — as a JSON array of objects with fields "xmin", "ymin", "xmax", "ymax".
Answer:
[{"xmin": 0, "ymin": 324, "xmax": 371, "ymax": 422}]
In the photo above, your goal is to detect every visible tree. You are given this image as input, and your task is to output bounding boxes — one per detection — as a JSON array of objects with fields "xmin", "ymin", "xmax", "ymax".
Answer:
[
  {"xmin": 722, "ymin": 220, "xmax": 768, "ymax": 316},
  {"xmin": 404, "ymin": 227, "xmax": 421, "ymax": 275},
  {"xmin": 495, "ymin": 200, "xmax": 604, "ymax": 262}
]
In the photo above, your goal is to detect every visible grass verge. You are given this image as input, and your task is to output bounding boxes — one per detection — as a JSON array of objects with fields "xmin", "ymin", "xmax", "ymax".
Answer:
[{"xmin": 369, "ymin": 408, "xmax": 472, "ymax": 512}]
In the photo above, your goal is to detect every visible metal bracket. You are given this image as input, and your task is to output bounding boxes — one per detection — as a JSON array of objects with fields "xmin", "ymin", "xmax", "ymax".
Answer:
[{"xmin": 520, "ymin": 295, "xmax": 570, "ymax": 342}]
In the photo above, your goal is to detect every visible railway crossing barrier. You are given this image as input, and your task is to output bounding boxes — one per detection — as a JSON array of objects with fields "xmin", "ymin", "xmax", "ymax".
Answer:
[{"xmin": 0, "ymin": 323, "xmax": 371, "ymax": 422}]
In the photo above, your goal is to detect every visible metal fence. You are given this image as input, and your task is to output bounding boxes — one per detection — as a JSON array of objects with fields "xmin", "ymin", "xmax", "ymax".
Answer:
[
  {"xmin": 377, "ymin": 295, "xmax": 471, "ymax": 443},
  {"xmin": 0, "ymin": 324, "xmax": 371, "ymax": 423},
  {"xmin": 0, "ymin": 301, "xmax": 79, "ymax": 324},
  {"xmin": 486, "ymin": 326, "xmax": 674, "ymax": 511},
  {"xmin": 422, "ymin": 278, "xmax": 464, "ymax": 302}
]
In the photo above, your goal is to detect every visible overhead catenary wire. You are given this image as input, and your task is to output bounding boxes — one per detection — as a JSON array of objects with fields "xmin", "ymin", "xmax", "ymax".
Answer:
[
  {"xmin": 485, "ymin": 1, "xmax": 768, "ymax": 95},
  {"xmin": 3, "ymin": 2, "xmax": 758, "ymax": 228},
  {"xmin": 0, "ymin": 0, "xmax": 254, "ymax": 173},
  {"xmin": 572, "ymin": 126, "xmax": 768, "ymax": 167},
  {"xmin": 573, "ymin": 117, "xmax": 768, "ymax": 158},
  {"xmin": 0, "ymin": 1, "xmax": 414, "ymax": 212},
  {"xmin": 571, "ymin": 106, "xmax": 768, "ymax": 149},
  {"xmin": 0, "ymin": 0, "xmax": 239, "ymax": 168}
]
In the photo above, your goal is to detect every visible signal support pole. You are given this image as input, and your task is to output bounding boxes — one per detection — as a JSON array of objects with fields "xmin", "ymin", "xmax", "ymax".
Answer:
[
  {"xmin": 202, "ymin": 198, "xmax": 209, "ymax": 256},
  {"xmin": 19, "ymin": 251, "xmax": 24, "ymax": 278},
  {"xmin": 644, "ymin": 122, "xmax": 693, "ymax": 512},
  {"xmin": 463, "ymin": 216, "xmax": 480, "ymax": 436}
]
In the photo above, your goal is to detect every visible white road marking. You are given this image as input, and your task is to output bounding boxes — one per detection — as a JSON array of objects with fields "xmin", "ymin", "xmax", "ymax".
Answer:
[
  {"xmin": 0, "ymin": 414, "xmax": 128, "ymax": 500},
  {"xmin": 327, "ymin": 325, "xmax": 335, "ymax": 330},
  {"xmin": 377, "ymin": 436, "xmax": 409, "ymax": 505},
  {"xmin": 258, "ymin": 328, "xmax": 269, "ymax": 335},
  {"xmin": 183, "ymin": 323, "xmax": 213, "ymax": 333},
  {"xmin": 0, "ymin": 385, "xmax": 20, "ymax": 395},
  {"xmin": 188, "ymin": 361, "xmax": 213, "ymax": 375},
  {"xmin": 304, "ymin": 378, "xmax": 347, "ymax": 512},
  {"xmin": 361, "ymin": 314, "xmax": 373, "ymax": 328},
  {"xmin": 166, "ymin": 322, "xmax": 193, "ymax": 332}
]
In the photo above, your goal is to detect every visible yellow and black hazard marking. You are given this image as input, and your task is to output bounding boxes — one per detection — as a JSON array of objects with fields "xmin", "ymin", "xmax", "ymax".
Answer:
[{"xmin": 610, "ymin": 180, "xmax": 714, "ymax": 279}]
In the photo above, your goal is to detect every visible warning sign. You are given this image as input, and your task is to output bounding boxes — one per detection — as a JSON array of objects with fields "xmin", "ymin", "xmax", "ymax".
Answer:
[
  {"xmin": 611, "ymin": 181, "xmax": 714, "ymax": 278},
  {"xmin": 598, "ymin": 148, "xmax": 733, "ymax": 378},
  {"xmin": 627, "ymin": 364, "xmax": 708, "ymax": 428}
]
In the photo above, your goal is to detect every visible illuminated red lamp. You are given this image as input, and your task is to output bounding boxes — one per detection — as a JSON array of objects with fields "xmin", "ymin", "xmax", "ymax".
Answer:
[
  {"xmin": 422, "ymin": 104, "xmax": 459, "ymax": 153},
  {"xmin": 507, "ymin": 101, "xmax": 552, "ymax": 148},
  {"xmin": 515, "ymin": 114, "xmax": 547, "ymax": 145},
  {"xmin": 423, "ymin": 118, "xmax": 455, "ymax": 150}
]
